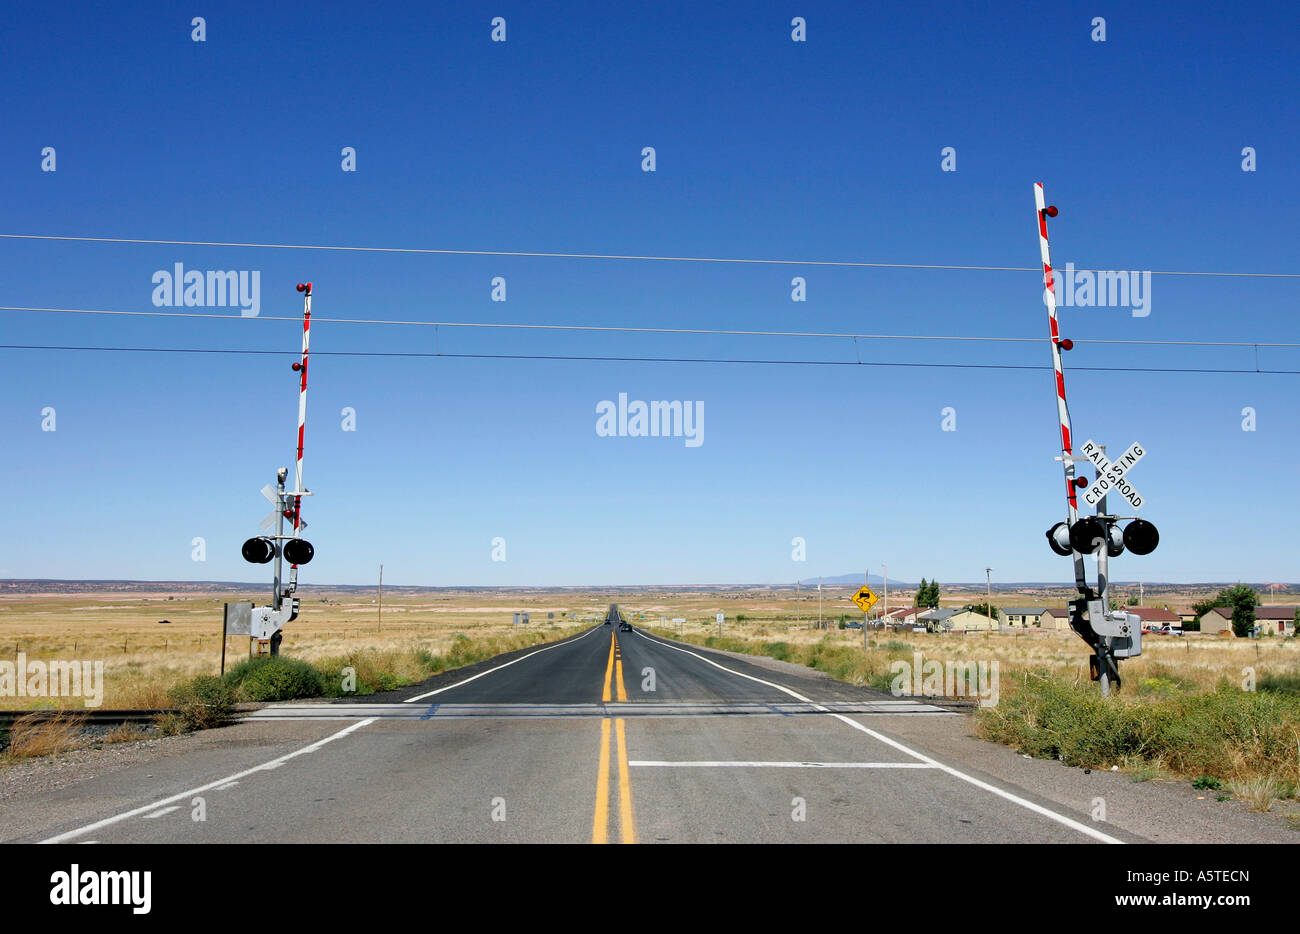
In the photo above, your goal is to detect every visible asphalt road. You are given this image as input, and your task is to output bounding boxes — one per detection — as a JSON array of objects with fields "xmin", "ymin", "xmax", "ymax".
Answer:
[{"xmin": 7, "ymin": 625, "xmax": 1147, "ymax": 844}]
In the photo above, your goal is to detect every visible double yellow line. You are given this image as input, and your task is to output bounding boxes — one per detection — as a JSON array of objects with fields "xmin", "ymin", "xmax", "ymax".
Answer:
[{"xmin": 592, "ymin": 631, "xmax": 636, "ymax": 844}]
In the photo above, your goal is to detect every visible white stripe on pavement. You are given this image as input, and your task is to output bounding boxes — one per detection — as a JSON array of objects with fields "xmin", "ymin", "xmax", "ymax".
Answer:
[
  {"xmin": 39, "ymin": 718, "xmax": 376, "ymax": 844},
  {"xmin": 402, "ymin": 625, "xmax": 603, "ymax": 703},
  {"xmin": 141, "ymin": 806, "xmax": 181, "ymax": 819},
  {"xmin": 633, "ymin": 630, "xmax": 1125, "ymax": 845}
]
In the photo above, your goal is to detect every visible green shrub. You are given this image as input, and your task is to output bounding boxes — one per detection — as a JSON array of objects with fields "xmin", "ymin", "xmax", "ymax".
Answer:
[
  {"xmin": 316, "ymin": 656, "xmax": 410, "ymax": 696},
  {"xmin": 759, "ymin": 641, "xmax": 792, "ymax": 662},
  {"xmin": 167, "ymin": 675, "xmax": 236, "ymax": 731},
  {"xmin": 1259, "ymin": 671, "xmax": 1300, "ymax": 696},
  {"xmin": 1192, "ymin": 775, "xmax": 1223, "ymax": 790},
  {"xmin": 979, "ymin": 671, "xmax": 1300, "ymax": 784},
  {"xmin": 224, "ymin": 656, "xmax": 324, "ymax": 702}
]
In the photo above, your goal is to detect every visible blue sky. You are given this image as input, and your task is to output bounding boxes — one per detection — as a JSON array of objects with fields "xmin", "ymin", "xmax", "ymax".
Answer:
[{"xmin": 1, "ymin": 1, "xmax": 1297, "ymax": 586}]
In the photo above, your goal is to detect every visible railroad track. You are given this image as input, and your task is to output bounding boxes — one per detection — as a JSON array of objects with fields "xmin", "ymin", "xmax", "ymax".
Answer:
[{"xmin": 0, "ymin": 708, "xmax": 175, "ymax": 725}]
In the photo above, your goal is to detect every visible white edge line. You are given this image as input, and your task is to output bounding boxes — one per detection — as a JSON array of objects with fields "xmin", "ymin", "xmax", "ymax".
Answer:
[
  {"xmin": 636, "ymin": 630, "xmax": 1125, "ymax": 845},
  {"xmin": 39, "ymin": 718, "xmax": 376, "ymax": 844},
  {"xmin": 401, "ymin": 625, "xmax": 602, "ymax": 703},
  {"xmin": 141, "ymin": 806, "xmax": 182, "ymax": 819}
]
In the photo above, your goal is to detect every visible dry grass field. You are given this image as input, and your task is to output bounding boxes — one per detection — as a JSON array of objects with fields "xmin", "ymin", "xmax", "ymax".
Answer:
[
  {"xmin": 0, "ymin": 587, "xmax": 606, "ymax": 710},
  {"xmin": 4, "ymin": 583, "xmax": 1300, "ymax": 799},
  {"xmin": 3, "ymin": 582, "xmax": 1295, "ymax": 710}
]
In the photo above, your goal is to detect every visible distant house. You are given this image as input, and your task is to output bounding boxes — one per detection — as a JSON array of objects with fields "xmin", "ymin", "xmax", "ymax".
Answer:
[
  {"xmin": 921, "ymin": 607, "xmax": 996, "ymax": 632},
  {"xmin": 1040, "ymin": 608, "xmax": 1073, "ymax": 631},
  {"xmin": 883, "ymin": 607, "xmax": 921, "ymax": 628},
  {"xmin": 1175, "ymin": 607, "xmax": 1198, "ymax": 628},
  {"xmin": 1129, "ymin": 607, "xmax": 1181, "ymax": 630},
  {"xmin": 999, "ymin": 606, "xmax": 1048, "ymax": 628},
  {"xmin": 888, "ymin": 606, "xmax": 938, "ymax": 628},
  {"xmin": 1199, "ymin": 607, "xmax": 1235, "ymax": 636},
  {"xmin": 1255, "ymin": 606, "xmax": 1297, "ymax": 636}
]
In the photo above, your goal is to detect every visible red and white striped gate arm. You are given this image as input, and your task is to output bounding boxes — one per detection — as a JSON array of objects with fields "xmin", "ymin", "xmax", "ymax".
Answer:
[
  {"xmin": 1034, "ymin": 183, "xmax": 1079, "ymax": 522},
  {"xmin": 1035, "ymin": 184, "xmax": 1089, "ymax": 589},
  {"xmin": 292, "ymin": 282, "xmax": 311, "ymax": 537}
]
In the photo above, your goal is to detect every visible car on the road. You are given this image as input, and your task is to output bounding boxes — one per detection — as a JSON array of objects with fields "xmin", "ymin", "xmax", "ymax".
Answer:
[{"xmin": 619, "ymin": 621, "xmax": 632, "ymax": 632}]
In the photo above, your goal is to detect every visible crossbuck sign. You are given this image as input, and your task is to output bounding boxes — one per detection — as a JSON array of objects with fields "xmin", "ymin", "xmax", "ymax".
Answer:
[{"xmin": 1078, "ymin": 439, "xmax": 1146, "ymax": 511}]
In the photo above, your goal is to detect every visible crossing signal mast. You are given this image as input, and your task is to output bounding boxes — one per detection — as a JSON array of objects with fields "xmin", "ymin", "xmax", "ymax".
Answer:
[
  {"xmin": 240, "ymin": 283, "xmax": 316, "ymax": 655},
  {"xmin": 1034, "ymin": 185, "xmax": 1158, "ymax": 696}
]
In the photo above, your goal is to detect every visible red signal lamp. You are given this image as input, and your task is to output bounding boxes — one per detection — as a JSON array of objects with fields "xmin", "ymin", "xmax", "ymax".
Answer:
[{"xmin": 1044, "ymin": 205, "xmax": 1058, "ymax": 217}]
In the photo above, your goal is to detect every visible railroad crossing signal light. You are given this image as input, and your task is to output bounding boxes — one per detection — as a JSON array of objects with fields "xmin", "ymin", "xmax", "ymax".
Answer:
[
  {"xmin": 242, "ymin": 537, "xmax": 275, "ymax": 564},
  {"xmin": 1046, "ymin": 522, "xmax": 1072, "ymax": 556},
  {"xmin": 283, "ymin": 538, "xmax": 315, "ymax": 565},
  {"xmin": 1123, "ymin": 518, "xmax": 1160, "ymax": 555},
  {"xmin": 1068, "ymin": 516, "xmax": 1107, "ymax": 554}
]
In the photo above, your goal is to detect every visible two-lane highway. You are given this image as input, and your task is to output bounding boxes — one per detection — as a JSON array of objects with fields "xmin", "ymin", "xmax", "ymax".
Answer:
[{"xmin": 9, "ymin": 625, "xmax": 1144, "ymax": 844}]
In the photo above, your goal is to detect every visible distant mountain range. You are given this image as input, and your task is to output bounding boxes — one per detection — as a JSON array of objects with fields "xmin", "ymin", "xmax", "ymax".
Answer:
[{"xmin": 796, "ymin": 573, "xmax": 912, "ymax": 590}]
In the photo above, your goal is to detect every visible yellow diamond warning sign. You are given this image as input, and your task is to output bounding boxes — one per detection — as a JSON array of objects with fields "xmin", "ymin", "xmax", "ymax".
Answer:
[{"xmin": 851, "ymin": 586, "xmax": 879, "ymax": 613}]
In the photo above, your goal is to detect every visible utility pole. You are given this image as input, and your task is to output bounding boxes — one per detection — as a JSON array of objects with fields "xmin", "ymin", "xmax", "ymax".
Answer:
[
  {"xmin": 883, "ymin": 563, "xmax": 888, "ymax": 630},
  {"xmin": 378, "ymin": 564, "xmax": 383, "ymax": 633},
  {"xmin": 818, "ymin": 576, "xmax": 823, "ymax": 630},
  {"xmin": 863, "ymin": 568, "xmax": 870, "ymax": 648},
  {"xmin": 986, "ymin": 567, "xmax": 994, "ymax": 631}
]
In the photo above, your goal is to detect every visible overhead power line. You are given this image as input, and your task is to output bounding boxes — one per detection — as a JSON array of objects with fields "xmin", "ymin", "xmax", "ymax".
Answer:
[
  {"xmin": 0, "ymin": 343, "xmax": 1296, "ymax": 375},
  {"xmin": 2, "ymin": 305, "xmax": 1297, "ymax": 349},
  {"xmin": 0, "ymin": 234, "xmax": 1294, "ymax": 278}
]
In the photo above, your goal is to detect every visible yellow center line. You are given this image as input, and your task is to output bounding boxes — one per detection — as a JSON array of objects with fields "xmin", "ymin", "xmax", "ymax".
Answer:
[
  {"xmin": 615, "ymin": 718, "xmax": 637, "ymax": 844},
  {"xmin": 601, "ymin": 632, "xmax": 615, "ymax": 703},
  {"xmin": 591, "ymin": 718, "xmax": 611, "ymax": 844},
  {"xmin": 593, "ymin": 631, "xmax": 637, "ymax": 844},
  {"xmin": 615, "ymin": 658, "xmax": 628, "ymax": 702}
]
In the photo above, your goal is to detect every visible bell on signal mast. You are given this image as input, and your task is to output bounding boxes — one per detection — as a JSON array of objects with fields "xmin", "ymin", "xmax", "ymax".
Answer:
[
  {"xmin": 1106, "ymin": 522, "xmax": 1125, "ymax": 557},
  {"xmin": 1046, "ymin": 522, "xmax": 1072, "ymax": 556}
]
